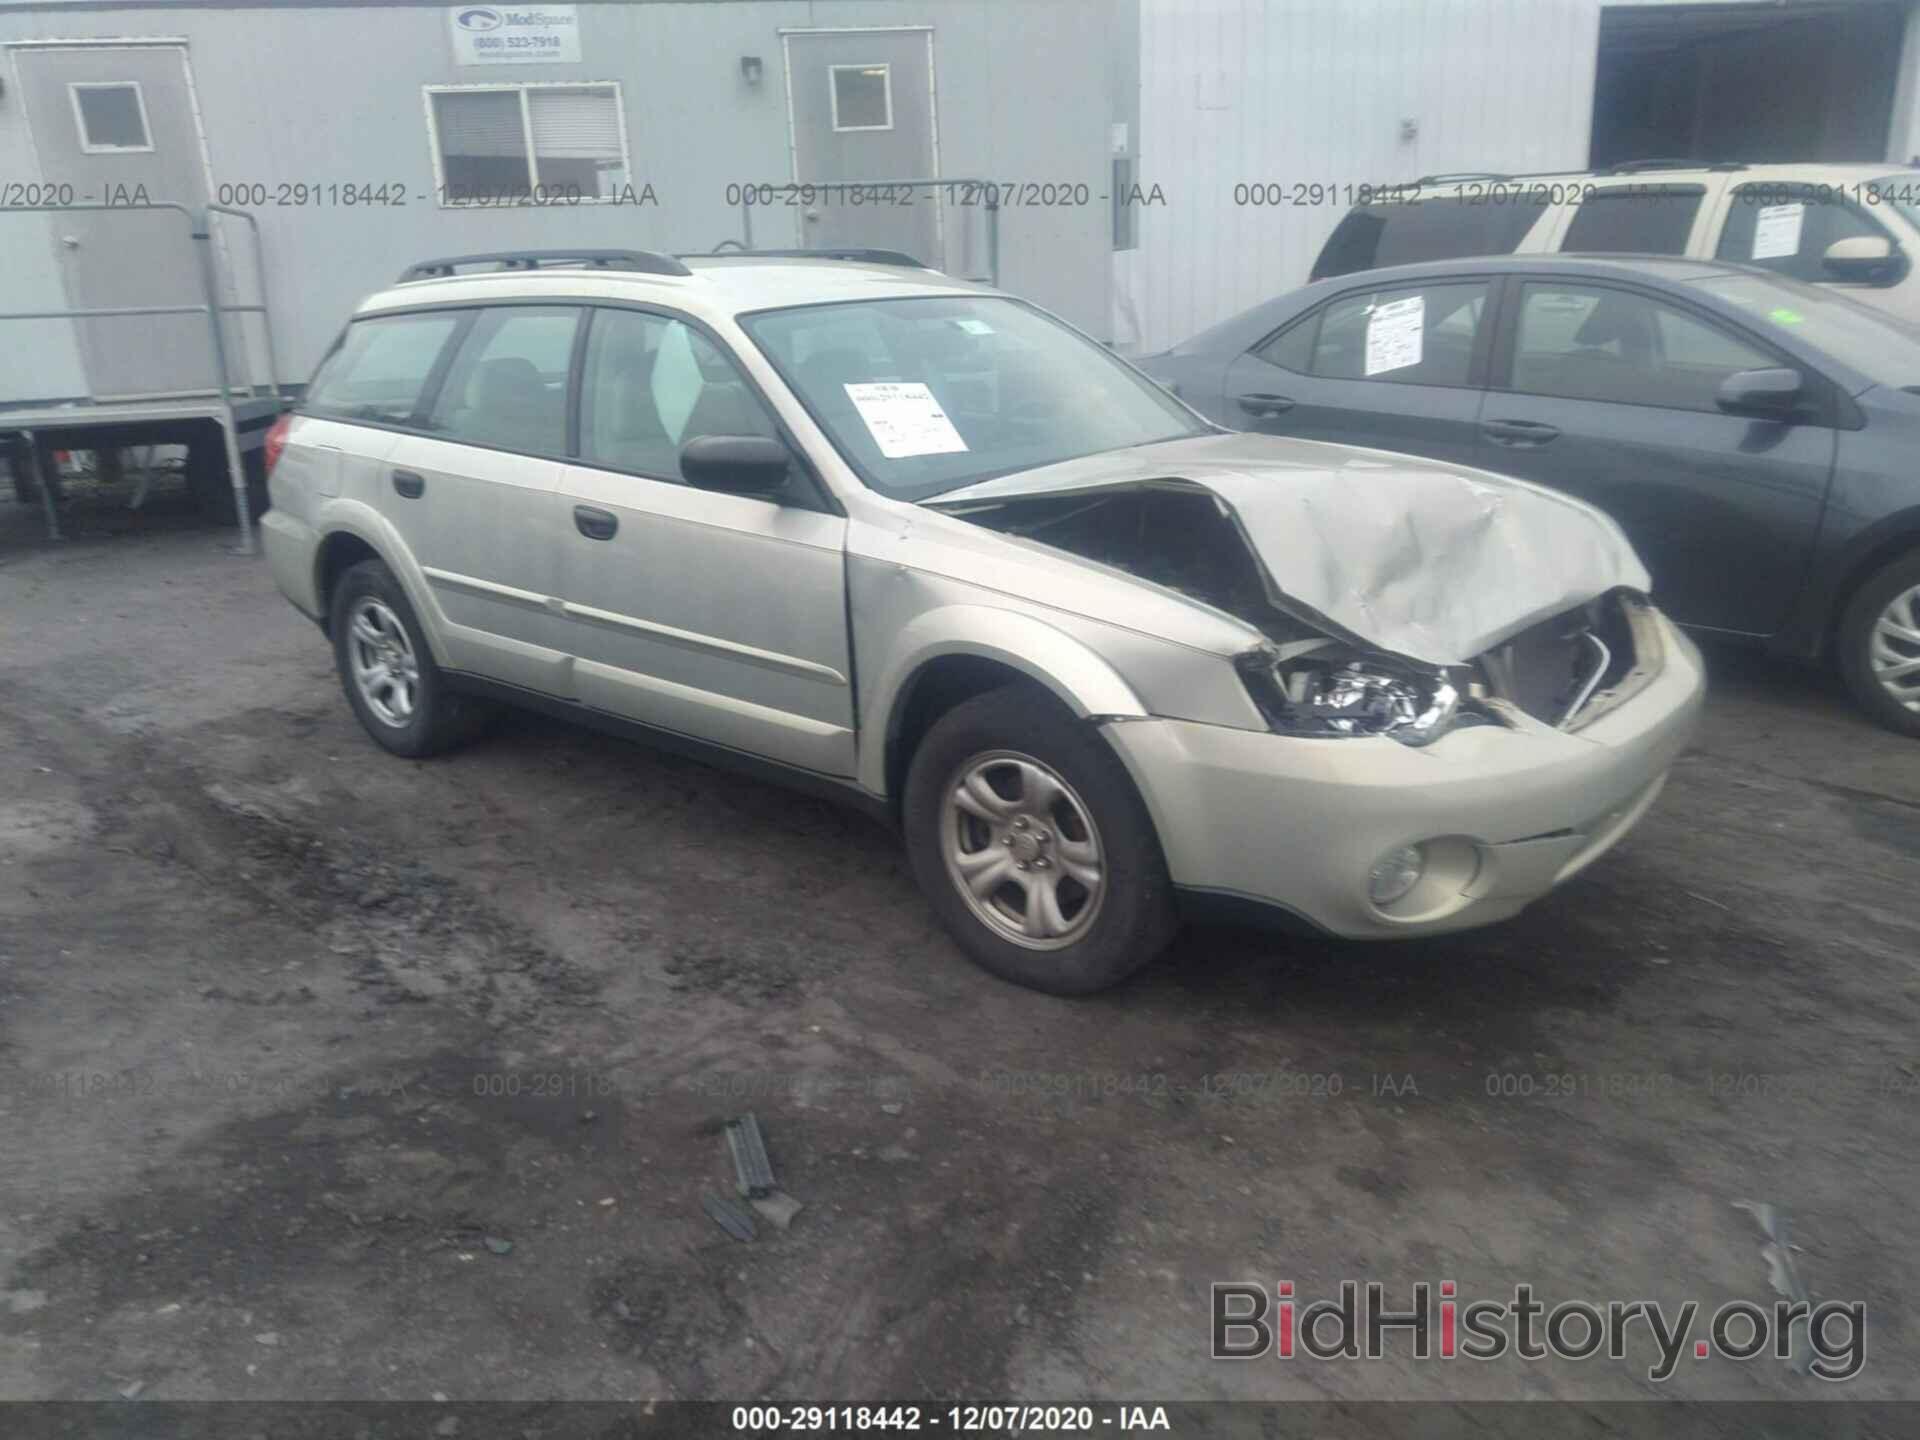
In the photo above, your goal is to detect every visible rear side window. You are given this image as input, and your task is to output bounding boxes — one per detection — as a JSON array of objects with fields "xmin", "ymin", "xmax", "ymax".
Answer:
[
  {"xmin": 1560, "ymin": 185, "xmax": 1703, "ymax": 256},
  {"xmin": 425, "ymin": 306, "xmax": 581, "ymax": 456},
  {"xmin": 1311, "ymin": 195, "xmax": 1548, "ymax": 280},
  {"xmin": 1305, "ymin": 281, "xmax": 1490, "ymax": 387},
  {"xmin": 304, "ymin": 311, "xmax": 465, "ymax": 425},
  {"xmin": 1716, "ymin": 184, "xmax": 1898, "ymax": 285}
]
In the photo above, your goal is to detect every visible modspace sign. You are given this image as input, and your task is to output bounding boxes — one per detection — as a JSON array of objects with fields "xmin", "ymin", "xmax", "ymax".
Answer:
[{"xmin": 449, "ymin": 5, "xmax": 582, "ymax": 65}]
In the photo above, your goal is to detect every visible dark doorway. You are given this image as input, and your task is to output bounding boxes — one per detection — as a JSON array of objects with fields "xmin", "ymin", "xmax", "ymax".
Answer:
[{"xmin": 1592, "ymin": 2, "xmax": 1908, "ymax": 169}]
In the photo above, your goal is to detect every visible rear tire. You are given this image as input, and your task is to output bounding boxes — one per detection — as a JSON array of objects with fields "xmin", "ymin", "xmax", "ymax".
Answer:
[
  {"xmin": 1837, "ymin": 550, "xmax": 1920, "ymax": 738},
  {"xmin": 902, "ymin": 684, "xmax": 1178, "ymax": 995},
  {"xmin": 330, "ymin": 558, "xmax": 489, "ymax": 757}
]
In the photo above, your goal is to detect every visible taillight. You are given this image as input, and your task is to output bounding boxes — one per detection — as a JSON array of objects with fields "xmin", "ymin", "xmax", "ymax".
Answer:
[{"xmin": 263, "ymin": 412, "xmax": 292, "ymax": 476}]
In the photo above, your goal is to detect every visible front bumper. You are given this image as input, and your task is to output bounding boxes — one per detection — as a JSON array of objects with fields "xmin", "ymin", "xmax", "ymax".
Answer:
[{"xmin": 1104, "ymin": 612, "xmax": 1706, "ymax": 939}]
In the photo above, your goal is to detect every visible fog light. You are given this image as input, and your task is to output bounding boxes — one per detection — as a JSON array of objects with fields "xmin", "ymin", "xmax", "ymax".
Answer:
[{"xmin": 1368, "ymin": 844, "xmax": 1426, "ymax": 906}]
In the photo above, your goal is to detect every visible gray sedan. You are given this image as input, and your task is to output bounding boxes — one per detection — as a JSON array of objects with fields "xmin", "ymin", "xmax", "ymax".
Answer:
[{"xmin": 1140, "ymin": 255, "xmax": 1920, "ymax": 735}]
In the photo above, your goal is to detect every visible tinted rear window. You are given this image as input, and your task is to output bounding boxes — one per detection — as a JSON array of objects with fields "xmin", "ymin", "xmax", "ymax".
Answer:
[
  {"xmin": 1561, "ymin": 185, "xmax": 1703, "ymax": 256},
  {"xmin": 1311, "ymin": 194, "xmax": 1548, "ymax": 280}
]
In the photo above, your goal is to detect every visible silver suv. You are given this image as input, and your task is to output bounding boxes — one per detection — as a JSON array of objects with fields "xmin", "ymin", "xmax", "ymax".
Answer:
[{"xmin": 261, "ymin": 249, "xmax": 1705, "ymax": 995}]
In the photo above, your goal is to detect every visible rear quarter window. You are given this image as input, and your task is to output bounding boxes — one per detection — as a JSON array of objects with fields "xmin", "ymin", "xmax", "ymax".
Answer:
[
  {"xmin": 1311, "ymin": 194, "xmax": 1549, "ymax": 280},
  {"xmin": 305, "ymin": 311, "xmax": 466, "ymax": 426},
  {"xmin": 1560, "ymin": 185, "xmax": 1704, "ymax": 256}
]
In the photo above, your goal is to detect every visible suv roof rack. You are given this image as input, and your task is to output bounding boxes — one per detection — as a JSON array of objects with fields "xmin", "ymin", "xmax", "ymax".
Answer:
[
  {"xmin": 1412, "ymin": 172, "xmax": 1511, "ymax": 185},
  {"xmin": 396, "ymin": 249, "xmax": 692, "ymax": 283},
  {"xmin": 1599, "ymin": 158, "xmax": 1747, "ymax": 175},
  {"xmin": 692, "ymin": 246, "xmax": 928, "ymax": 269}
]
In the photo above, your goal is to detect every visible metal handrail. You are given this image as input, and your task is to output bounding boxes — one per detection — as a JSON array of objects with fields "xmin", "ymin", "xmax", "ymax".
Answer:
[
  {"xmin": 0, "ymin": 200, "xmax": 283, "ymax": 552},
  {"xmin": 733, "ymin": 176, "xmax": 1001, "ymax": 285}
]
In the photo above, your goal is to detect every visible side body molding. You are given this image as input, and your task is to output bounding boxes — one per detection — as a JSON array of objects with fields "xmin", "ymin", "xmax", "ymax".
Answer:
[{"xmin": 858, "ymin": 602, "xmax": 1149, "ymax": 798}]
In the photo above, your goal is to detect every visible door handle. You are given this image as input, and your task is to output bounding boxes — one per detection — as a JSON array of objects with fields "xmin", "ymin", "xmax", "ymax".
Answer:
[
  {"xmin": 1238, "ymin": 392, "xmax": 1296, "ymax": 418},
  {"xmin": 391, "ymin": 469, "xmax": 425, "ymax": 498},
  {"xmin": 1481, "ymin": 419, "xmax": 1561, "ymax": 447},
  {"xmin": 573, "ymin": 504, "xmax": 618, "ymax": 541}
]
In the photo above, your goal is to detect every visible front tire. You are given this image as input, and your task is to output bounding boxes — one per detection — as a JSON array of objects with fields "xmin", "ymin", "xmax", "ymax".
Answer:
[
  {"xmin": 903, "ymin": 685, "xmax": 1178, "ymax": 995},
  {"xmin": 1837, "ymin": 551, "xmax": 1920, "ymax": 737},
  {"xmin": 330, "ymin": 558, "xmax": 487, "ymax": 757}
]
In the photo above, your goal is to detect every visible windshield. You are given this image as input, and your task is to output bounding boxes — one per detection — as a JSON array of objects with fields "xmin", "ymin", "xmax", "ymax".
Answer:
[
  {"xmin": 738, "ymin": 295, "xmax": 1208, "ymax": 500},
  {"xmin": 1688, "ymin": 269, "xmax": 1920, "ymax": 381}
]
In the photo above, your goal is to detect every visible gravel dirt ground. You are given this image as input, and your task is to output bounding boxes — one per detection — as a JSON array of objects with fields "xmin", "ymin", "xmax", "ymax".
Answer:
[{"xmin": 1, "ymin": 488, "xmax": 1916, "ymax": 1407}]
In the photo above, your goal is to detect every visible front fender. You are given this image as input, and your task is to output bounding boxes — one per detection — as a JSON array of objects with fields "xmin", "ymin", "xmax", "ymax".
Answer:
[{"xmin": 859, "ymin": 603, "xmax": 1148, "ymax": 796}]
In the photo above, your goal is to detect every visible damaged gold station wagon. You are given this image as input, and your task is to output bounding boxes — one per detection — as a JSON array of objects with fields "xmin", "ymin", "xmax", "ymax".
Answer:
[{"xmin": 259, "ymin": 248, "xmax": 1706, "ymax": 994}]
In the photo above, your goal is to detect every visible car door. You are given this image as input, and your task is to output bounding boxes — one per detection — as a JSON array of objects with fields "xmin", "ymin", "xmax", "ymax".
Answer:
[
  {"xmin": 376, "ymin": 304, "xmax": 584, "ymax": 697},
  {"xmin": 1222, "ymin": 277, "xmax": 1493, "ymax": 469},
  {"xmin": 553, "ymin": 305, "xmax": 856, "ymax": 776},
  {"xmin": 1481, "ymin": 277, "xmax": 1837, "ymax": 637}
]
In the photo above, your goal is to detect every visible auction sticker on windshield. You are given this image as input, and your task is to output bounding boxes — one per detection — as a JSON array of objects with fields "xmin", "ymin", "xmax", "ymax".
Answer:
[
  {"xmin": 1365, "ymin": 295, "xmax": 1424, "ymax": 376},
  {"xmin": 1752, "ymin": 203, "xmax": 1806, "ymax": 261},
  {"xmin": 845, "ymin": 382, "xmax": 969, "ymax": 458}
]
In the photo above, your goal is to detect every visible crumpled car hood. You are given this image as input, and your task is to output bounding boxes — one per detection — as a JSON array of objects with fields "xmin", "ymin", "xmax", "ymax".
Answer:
[{"xmin": 931, "ymin": 432, "xmax": 1652, "ymax": 666}]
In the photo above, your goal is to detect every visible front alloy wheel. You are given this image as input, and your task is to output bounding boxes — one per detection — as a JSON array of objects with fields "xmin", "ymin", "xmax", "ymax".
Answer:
[
  {"xmin": 1838, "ymin": 552, "xmax": 1920, "ymax": 737},
  {"xmin": 942, "ymin": 750, "xmax": 1106, "ymax": 949},
  {"xmin": 1868, "ymin": 582, "xmax": 1920, "ymax": 714},
  {"xmin": 903, "ymin": 684, "xmax": 1177, "ymax": 995}
]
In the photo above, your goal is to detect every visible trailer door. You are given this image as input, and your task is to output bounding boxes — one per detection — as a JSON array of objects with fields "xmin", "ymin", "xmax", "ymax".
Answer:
[{"xmin": 10, "ymin": 43, "xmax": 237, "ymax": 399}]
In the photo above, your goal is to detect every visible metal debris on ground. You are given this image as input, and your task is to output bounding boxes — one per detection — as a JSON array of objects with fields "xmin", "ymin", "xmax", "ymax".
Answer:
[
  {"xmin": 702, "ymin": 1192, "xmax": 758, "ymax": 1243},
  {"xmin": 1733, "ymin": 1199, "xmax": 1815, "ymax": 1374},
  {"xmin": 750, "ymin": 1189, "xmax": 804, "ymax": 1231},
  {"xmin": 725, "ymin": 1113, "xmax": 776, "ymax": 1199}
]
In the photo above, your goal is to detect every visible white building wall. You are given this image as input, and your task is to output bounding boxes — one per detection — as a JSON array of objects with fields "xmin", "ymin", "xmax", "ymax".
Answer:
[{"xmin": 1118, "ymin": 0, "xmax": 1604, "ymax": 355}]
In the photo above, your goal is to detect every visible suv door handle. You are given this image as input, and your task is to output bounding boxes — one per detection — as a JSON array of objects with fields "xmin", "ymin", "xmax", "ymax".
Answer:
[
  {"xmin": 391, "ymin": 469, "xmax": 425, "ymax": 498},
  {"xmin": 1482, "ymin": 419, "xmax": 1561, "ymax": 447},
  {"xmin": 1238, "ymin": 392, "xmax": 1295, "ymax": 418},
  {"xmin": 573, "ymin": 504, "xmax": 618, "ymax": 541}
]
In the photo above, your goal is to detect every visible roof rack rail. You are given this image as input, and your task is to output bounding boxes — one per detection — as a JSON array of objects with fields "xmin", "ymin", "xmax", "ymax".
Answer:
[
  {"xmin": 1599, "ymin": 158, "xmax": 1746, "ymax": 176},
  {"xmin": 1412, "ymin": 172, "xmax": 1512, "ymax": 185},
  {"xmin": 396, "ymin": 249, "xmax": 692, "ymax": 283},
  {"xmin": 693, "ymin": 246, "xmax": 928, "ymax": 269}
]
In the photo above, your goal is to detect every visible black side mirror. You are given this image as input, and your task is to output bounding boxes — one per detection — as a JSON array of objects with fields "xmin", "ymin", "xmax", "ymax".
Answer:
[
  {"xmin": 680, "ymin": 435, "xmax": 793, "ymax": 499},
  {"xmin": 1715, "ymin": 367, "xmax": 1805, "ymax": 421}
]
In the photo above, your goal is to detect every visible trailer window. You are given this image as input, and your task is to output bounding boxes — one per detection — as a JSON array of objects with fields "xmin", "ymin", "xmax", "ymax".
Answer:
[
  {"xmin": 69, "ymin": 82, "xmax": 153, "ymax": 154},
  {"xmin": 428, "ymin": 84, "xmax": 629, "ymax": 205}
]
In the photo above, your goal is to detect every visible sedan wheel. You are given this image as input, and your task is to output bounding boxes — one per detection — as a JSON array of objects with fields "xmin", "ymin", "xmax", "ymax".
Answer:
[
  {"xmin": 1869, "ymin": 582, "xmax": 1920, "ymax": 714},
  {"xmin": 942, "ymin": 750, "xmax": 1106, "ymax": 950}
]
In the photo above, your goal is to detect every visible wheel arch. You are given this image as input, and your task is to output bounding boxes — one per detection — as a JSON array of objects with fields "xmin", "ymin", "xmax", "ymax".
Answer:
[
  {"xmin": 864, "ymin": 606, "xmax": 1149, "ymax": 805},
  {"xmin": 309, "ymin": 504, "xmax": 447, "ymax": 664},
  {"xmin": 1822, "ymin": 511, "xmax": 1920, "ymax": 659}
]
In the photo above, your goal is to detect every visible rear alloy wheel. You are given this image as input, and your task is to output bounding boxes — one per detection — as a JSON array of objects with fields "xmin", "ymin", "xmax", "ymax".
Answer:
[
  {"xmin": 904, "ymin": 686, "xmax": 1177, "ymax": 995},
  {"xmin": 1838, "ymin": 552, "xmax": 1920, "ymax": 737},
  {"xmin": 329, "ymin": 558, "xmax": 490, "ymax": 757}
]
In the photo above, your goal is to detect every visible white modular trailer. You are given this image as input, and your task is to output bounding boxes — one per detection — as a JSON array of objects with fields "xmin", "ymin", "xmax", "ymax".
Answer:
[{"xmin": 0, "ymin": 0, "xmax": 1136, "ymax": 404}]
